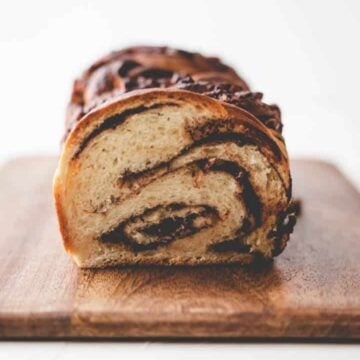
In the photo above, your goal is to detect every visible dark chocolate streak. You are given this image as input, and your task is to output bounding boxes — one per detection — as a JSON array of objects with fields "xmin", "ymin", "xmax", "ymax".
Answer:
[
  {"xmin": 188, "ymin": 119, "xmax": 283, "ymax": 161},
  {"xmin": 209, "ymin": 239, "xmax": 251, "ymax": 253},
  {"xmin": 120, "ymin": 131, "xmax": 289, "ymax": 201},
  {"xmin": 195, "ymin": 159, "xmax": 262, "ymax": 227},
  {"xmin": 191, "ymin": 120, "xmax": 289, "ymax": 199},
  {"xmin": 269, "ymin": 200, "xmax": 298, "ymax": 256},
  {"xmin": 101, "ymin": 204, "xmax": 219, "ymax": 252},
  {"xmin": 117, "ymin": 60, "xmax": 141, "ymax": 76},
  {"xmin": 121, "ymin": 133, "xmax": 251, "ymax": 183},
  {"xmin": 72, "ymin": 102, "xmax": 179, "ymax": 158},
  {"xmin": 100, "ymin": 159, "xmax": 262, "ymax": 253}
]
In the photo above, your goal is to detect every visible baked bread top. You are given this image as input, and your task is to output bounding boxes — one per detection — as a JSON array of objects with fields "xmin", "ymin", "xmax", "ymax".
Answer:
[{"xmin": 65, "ymin": 46, "xmax": 282, "ymax": 140}]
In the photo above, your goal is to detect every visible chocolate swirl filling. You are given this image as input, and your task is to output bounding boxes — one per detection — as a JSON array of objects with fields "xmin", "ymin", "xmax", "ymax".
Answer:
[
  {"xmin": 101, "ymin": 204, "xmax": 219, "ymax": 251},
  {"xmin": 100, "ymin": 159, "xmax": 262, "ymax": 253},
  {"xmin": 268, "ymin": 200, "xmax": 299, "ymax": 256}
]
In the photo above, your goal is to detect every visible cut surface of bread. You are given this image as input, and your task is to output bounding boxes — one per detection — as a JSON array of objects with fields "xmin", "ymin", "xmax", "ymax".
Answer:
[{"xmin": 54, "ymin": 88, "xmax": 295, "ymax": 268}]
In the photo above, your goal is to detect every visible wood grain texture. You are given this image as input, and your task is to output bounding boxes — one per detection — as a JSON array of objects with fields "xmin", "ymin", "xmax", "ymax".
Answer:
[{"xmin": 0, "ymin": 157, "xmax": 359, "ymax": 339}]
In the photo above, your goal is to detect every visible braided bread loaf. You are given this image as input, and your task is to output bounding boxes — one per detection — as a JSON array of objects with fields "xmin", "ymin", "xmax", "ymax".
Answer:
[{"xmin": 54, "ymin": 46, "xmax": 296, "ymax": 268}]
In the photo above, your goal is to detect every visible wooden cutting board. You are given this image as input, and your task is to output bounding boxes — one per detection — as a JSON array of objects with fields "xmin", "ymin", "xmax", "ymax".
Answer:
[{"xmin": 0, "ymin": 157, "xmax": 359, "ymax": 339}]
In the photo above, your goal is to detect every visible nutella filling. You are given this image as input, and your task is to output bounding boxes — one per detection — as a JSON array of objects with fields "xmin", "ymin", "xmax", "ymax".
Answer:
[
  {"xmin": 195, "ymin": 158, "xmax": 262, "ymax": 228},
  {"xmin": 101, "ymin": 204, "xmax": 219, "ymax": 251},
  {"xmin": 208, "ymin": 239, "xmax": 251, "ymax": 253},
  {"xmin": 268, "ymin": 200, "xmax": 298, "ymax": 256},
  {"xmin": 99, "ymin": 159, "xmax": 262, "ymax": 254}
]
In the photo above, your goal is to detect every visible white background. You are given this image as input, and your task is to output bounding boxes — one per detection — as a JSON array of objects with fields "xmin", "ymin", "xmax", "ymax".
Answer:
[
  {"xmin": 0, "ymin": 0, "xmax": 359, "ymax": 188},
  {"xmin": 0, "ymin": 0, "xmax": 359, "ymax": 358}
]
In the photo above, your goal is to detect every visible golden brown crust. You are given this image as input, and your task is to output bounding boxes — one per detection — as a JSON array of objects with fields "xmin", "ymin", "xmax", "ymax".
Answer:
[{"xmin": 53, "ymin": 175, "xmax": 72, "ymax": 253}]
